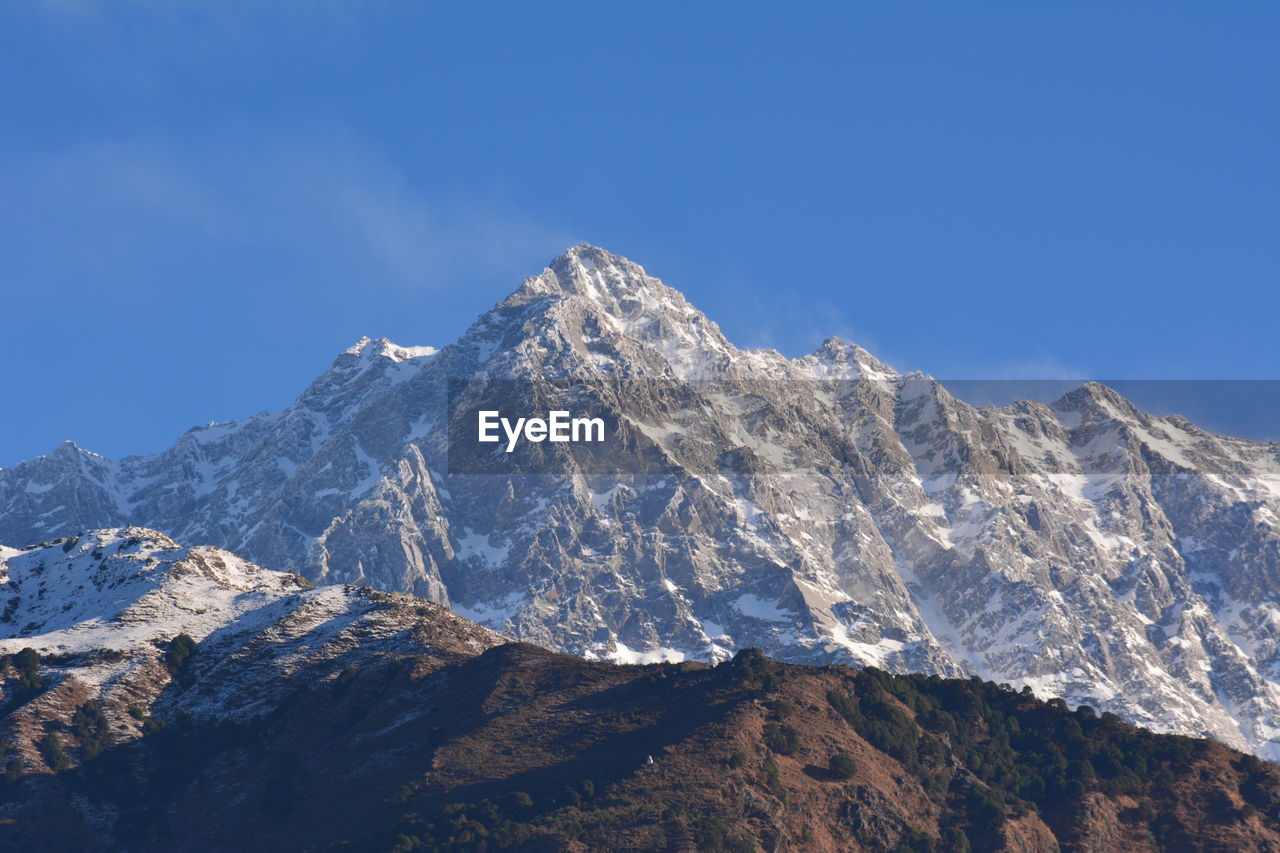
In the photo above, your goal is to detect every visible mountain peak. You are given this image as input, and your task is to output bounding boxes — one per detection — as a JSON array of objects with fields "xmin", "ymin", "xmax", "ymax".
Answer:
[
  {"xmin": 0, "ymin": 527, "xmax": 313, "ymax": 650},
  {"xmin": 297, "ymin": 336, "xmax": 437, "ymax": 407},
  {"xmin": 551, "ymin": 242, "xmax": 632, "ymax": 273},
  {"xmin": 456, "ymin": 244, "xmax": 738, "ymax": 378},
  {"xmin": 519, "ymin": 243, "xmax": 665, "ymax": 304},
  {"xmin": 800, "ymin": 336, "xmax": 898, "ymax": 380},
  {"xmin": 44, "ymin": 438, "xmax": 107, "ymax": 465},
  {"xmin": 1053, "ymin": 381, "xmax": 1141, "ymax": 422},
  {"xmin": 342, "ymin": 336, "xmax": 438, "ymax": 364}
]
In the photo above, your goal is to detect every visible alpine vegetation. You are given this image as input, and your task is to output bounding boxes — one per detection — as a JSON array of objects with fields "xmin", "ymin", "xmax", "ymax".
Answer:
[{"xmin": 3, "ymin": 536, "xmax": 1280, "ymax": 851}]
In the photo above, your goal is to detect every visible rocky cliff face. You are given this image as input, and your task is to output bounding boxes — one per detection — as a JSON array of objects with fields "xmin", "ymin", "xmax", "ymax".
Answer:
[{"xmin": 3, "ymin": 245, "xmax": 1280, "ymax": 759}]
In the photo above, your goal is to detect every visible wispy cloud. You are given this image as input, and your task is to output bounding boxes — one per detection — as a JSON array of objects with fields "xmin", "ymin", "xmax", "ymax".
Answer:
[
  {"xmin": 0, "ymin": 127, "xmax": 574, "ymax": 294},
  {"xmin": 20, "ymin": 1, "xmax": 362, "ymax": 95},
  {"xmin": 718, "ymin": 286, "xmax": 915, "ymax": 371},
  {"xmin": 716, "ymin": 285, "xmax": 1090, "ymax": 381},
  {"xmin": 961, "ymin": 355, "xmax": 1091, "ymax": 382}
]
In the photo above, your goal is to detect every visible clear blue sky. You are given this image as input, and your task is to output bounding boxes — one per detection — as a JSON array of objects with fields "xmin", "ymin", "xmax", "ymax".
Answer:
[{"xmin": 1, "ymin": 3, "xmax": 1277, "ymax": 467}]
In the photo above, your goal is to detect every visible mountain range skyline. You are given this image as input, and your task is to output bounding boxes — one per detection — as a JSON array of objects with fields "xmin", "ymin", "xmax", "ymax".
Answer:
[
  {"xmin": 3, "ymin": 246, "xmax": 1280, "ymax": 850},
  {"xmin": 5, "ymin": 244, "xmax": 1279, "ymax": 763},
  {"xmin": 6, "ymin": 242, "xmax": 1278, "ymax": 473},
  {"xmin": 5, "ymin": 3, "xmax": 1277, "ymax": 471}
]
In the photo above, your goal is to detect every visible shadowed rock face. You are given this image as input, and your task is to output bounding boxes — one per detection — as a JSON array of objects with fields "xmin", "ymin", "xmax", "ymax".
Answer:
[{"xmin": 4, "ymin": 245, "xmax": 1280, "ymax": 758}]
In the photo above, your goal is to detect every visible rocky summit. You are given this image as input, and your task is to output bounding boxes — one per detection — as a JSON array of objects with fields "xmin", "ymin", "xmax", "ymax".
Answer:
[{"xmin": 3, "ymin": 245, "xmax": 1280, "ymax": 760}]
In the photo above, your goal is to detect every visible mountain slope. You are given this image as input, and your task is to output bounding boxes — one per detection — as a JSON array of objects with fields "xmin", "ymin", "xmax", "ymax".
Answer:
[
  {"xmin": 3, "ymin": 246, "xmax": 1280, "ymax": 760},
  {"xmin": 0, "ymin": 527, "xmax": 501, "ymax": 783},
  {"xmin": 6, "ymin": 623, "xmax": 1280, "ymax": 852}
]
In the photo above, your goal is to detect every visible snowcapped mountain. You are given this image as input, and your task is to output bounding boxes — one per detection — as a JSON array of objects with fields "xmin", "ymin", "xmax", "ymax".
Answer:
[
  {"xmin": 4, "ymin": 245, "xmax": 1280, "ymax": 758},
  {"xmin": 0, "ymin": 527, "xmax": 500, "ymax": 774}
]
